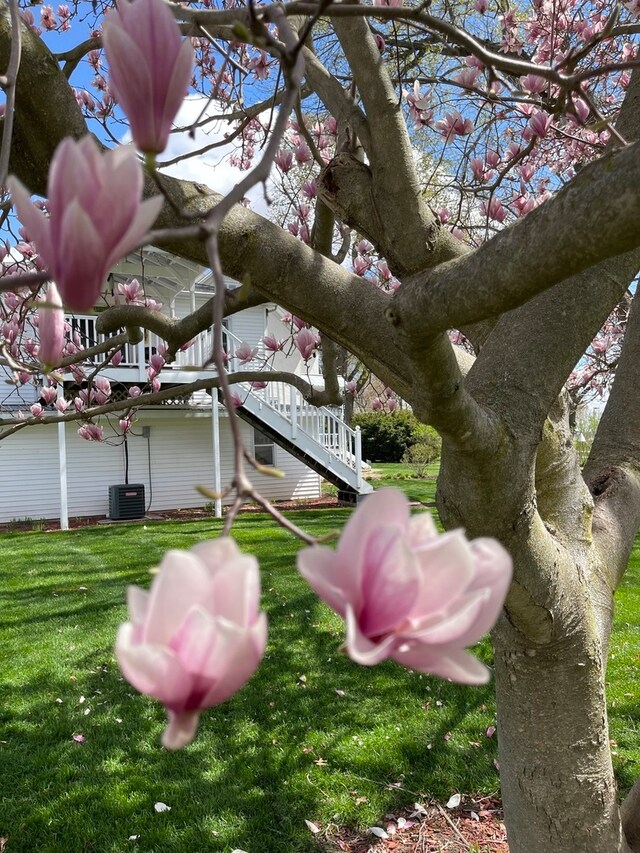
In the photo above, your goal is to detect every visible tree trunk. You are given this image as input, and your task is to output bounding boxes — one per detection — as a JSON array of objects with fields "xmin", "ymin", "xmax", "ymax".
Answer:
[{"xmin": 493, "ymin": 619, "xmax": 629, "ymax": 853}]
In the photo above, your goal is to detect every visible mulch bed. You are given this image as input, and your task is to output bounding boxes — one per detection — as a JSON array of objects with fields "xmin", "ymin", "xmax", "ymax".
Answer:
[
  {"xmin": 322, "ymin": 797, "xmax": 508, "ymax": 852},
  {"xmin": 0, "ymin": 497, "xmax": 343, "ymax": 533}
]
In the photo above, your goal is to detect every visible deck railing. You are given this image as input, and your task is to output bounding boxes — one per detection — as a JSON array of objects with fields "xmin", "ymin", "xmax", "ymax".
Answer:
[{"xmin": 68, "ymin": 314, "xmax": 362, "ymax": 486}]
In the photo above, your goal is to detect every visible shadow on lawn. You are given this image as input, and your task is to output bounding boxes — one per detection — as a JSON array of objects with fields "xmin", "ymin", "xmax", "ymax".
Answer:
[{"xmin": 0, "ymin": 588, "xmax": 495, "ymax": 852}]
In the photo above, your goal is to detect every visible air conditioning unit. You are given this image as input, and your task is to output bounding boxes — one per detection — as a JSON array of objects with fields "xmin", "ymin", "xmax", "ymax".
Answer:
[{"xmin": 109, "ymin": 484, "xmax": 145, "ymax": 521}]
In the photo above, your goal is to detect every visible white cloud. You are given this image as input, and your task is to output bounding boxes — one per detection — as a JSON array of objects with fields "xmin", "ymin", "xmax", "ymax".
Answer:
[{"xmin": 158, "ymin": 97, "xmax": 273, "ymax": 218}]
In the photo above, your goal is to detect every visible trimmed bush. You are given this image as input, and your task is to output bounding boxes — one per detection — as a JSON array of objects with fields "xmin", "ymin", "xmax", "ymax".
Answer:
[
  {"xmin": 352, "ymin": 410, "xmax": 437, "ymax": 463},
  {"xmin": 402, "ymin": 432, "xmax": 441, "ymax": 477}
]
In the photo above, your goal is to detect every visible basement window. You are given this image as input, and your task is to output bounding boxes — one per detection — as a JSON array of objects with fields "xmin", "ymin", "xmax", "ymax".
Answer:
[{"xmin": 253, "ymin": 427, "xmax": 275, "ymax": 467}]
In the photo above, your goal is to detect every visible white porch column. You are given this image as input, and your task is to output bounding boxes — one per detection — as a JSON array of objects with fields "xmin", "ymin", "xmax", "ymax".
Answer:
[
  {"xmin": 355, "ymin": 425, "xmax": 363, "ymax": 490},
  {"xmin": 211, "ymin": 390, "xmax": 222, "ymax": 518},
  {"xmin": 289, "ymin": 385, "xmax": 298, "ymax": 439},
  {"xmin": 57, "ymin": 384, "xmax": 69, "ymax": 530}
]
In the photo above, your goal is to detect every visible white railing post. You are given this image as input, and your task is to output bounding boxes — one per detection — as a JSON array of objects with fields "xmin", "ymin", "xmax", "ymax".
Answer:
[
  {"xmin": 136, "ymin": 337, "xmax": 146, "ymax": 382},
  {"xmin": 212, "ymin": 391, "xmax": 222, "ymax": 518},
  {"xmin": 290, "ymin": 384, "xmax": 298, "ymax": 439},
  {"xmin": 355, "ymin": 425, "xmax": 363, "ymax": 489},
  {"xmin": 57, "ymin": 384, "xmax": 69, "ymax": 530}
]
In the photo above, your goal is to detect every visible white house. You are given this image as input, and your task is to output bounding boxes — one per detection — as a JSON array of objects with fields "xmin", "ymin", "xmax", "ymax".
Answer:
[{"xmin": 0, "ymin": 248, "xmax": 370, "ymax": 526}]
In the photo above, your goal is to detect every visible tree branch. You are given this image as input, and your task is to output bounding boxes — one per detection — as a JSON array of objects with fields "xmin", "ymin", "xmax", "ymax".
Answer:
[
  {"xmin": 583, "ymin": 285, "xmax": 640, "ymax": 590},
  {"xmin": 300, "ymin": 45, "xmax": 372, "ymax": 154},
  {"xmin": 621, "ymin": 778, "xmax": 640, "ymax": 853},
  {"xmin": 0, "ymin": 368, "xmax": 337, "ymax": 442},
  {"xmin": 388, "ymin": 140, "xmax": 640, "ymax": 337}
]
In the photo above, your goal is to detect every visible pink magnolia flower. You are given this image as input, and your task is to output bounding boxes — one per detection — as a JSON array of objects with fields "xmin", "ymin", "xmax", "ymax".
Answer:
[
  {"xmin": 294, "ymin": 142, "xmax": 312, "ymax": 165},
  {"xmin": 235, "ymin": 341, "xmax": 258, "ymax": 365},
  {"xmin": 436, "ymin": 111, "xmax": 474, "ymax": 143},
  {"xmin": 527, "ymin": 110, "xmax": 553, "ymax": 138},
  {"xmin": 353, "ymin": 256, "xmax": 371, "ymax": 276},
  {"xmin": 118, "ymin": 279, "xmax": 144, "ymax": 303},
  {"xmin": 519, "ymin": 163, "xmax": 536, "ymax": 182},
  {"xmin": 103, "ymin": 0, "xmax": 194, "ymax": 154},
  {"xmin": 38, "ymin": 283, "xmax": 64, "ymax": 368},
  {"xmin": 371, "ymin": 398, "xmax": 383, "ymax": 411},
  {"xmin": 8, "ymin": 137, "xmax": 162, "ymax": 311},
  {"xmin": 480, "ymin": 197, "xmax": 507, "ymax": 223},
  {"xmin": 275, "ymin": 149, "xmax": 293, "ymax": 173},
  {"xmin": 295, "ymin": 328, "xmax": 318, "ymax": 360},
  {"xmin": 297, "ymin": 489, "xmax": 512, "ymax": 683},
  {"xmin": 40, "ymin": 385, "xmax": 58, "ymax": 406},
  {"xmin": 374, "ymin": 33, "xmax": 386, "ymax": 53},
  {"xmin": 263, "ymin": 335, "xmax": 283, "ymax": 352},
  {"xmin": 302, "ymin": 179, "xmax": 317, "ymax": 199},
  {"xmin": 570, "ymin": 97, "xmax": 590, "ymax": 125},
  {"xmin": 116, "ymin": 538, "xmax": 268, "ymax": 749},
  {"xmin": 520, "ymin": 74, "xmax": 547, "ymax": 94},
  {"xmin": 454, "ymin": 67, "xmax": 480, "ymax": 89},
  {"xmin": 78, "ymin": 424, "xmax": 105, "ymax": 441},
  {"xmin": 30, "ymin": 403, "xmax": 44, "ymax": 418},
  {"xmin": 470, "ymin": 157, "xmax": 485, "ymax": 182},
  {"xmin": 55, "ymin": 397, "xmax": 69, "ymax": 412}
]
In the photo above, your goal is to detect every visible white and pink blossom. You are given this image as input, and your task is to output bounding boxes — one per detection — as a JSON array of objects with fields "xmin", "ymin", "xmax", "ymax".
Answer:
[{"xmin": 297, "ymin": 489, "xmax": 512, "ymax": 683}]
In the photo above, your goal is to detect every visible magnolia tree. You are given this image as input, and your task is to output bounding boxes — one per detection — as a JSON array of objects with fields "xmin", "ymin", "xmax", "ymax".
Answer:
[{"xmin": 1, "ymin": 0, "xmax": 640, "ymax": 850}]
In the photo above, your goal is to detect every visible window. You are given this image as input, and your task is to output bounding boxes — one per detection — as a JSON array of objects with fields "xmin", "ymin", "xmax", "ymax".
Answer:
[{"xmin": 253, "ymin": 427, "xmax": 275, "ymax": 466}]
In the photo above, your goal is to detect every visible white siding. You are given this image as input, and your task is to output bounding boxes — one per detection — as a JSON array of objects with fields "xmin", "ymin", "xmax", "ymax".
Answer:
[
  {"xmin": 0, "ymin": 411, "xmax": 321, "ymax": 523},
  {"xmin": 0, "ymin": 425, "xmax": 59, "ymax": 520},
  {"xmin": 227, "ymin": 306, "xmax": 267, "ymax": 353}
]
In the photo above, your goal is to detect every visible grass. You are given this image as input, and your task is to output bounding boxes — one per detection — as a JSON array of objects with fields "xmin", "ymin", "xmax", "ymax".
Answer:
[
  {"xmin": 0, "ymin": 478, "xmax": 638, "ymax": 852},
  {"xmin": 367, "ymin": 460, "xmax": 440, "ymax": 504}
]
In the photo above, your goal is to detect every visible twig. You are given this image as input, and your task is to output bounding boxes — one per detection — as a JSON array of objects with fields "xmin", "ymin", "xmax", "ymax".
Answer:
[{"xmin": 435, "ymin": 803, "xmax": 469, "ymax": 846}]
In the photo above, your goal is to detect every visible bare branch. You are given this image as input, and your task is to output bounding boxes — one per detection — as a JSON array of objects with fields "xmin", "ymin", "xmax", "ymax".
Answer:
[
  {"xmin": 0, "ymin": 367, "xmax": 335, "ymax": 442},
  {"xmin": 389, "ymin": 140, "xmax": 640, "ymax": 338}
]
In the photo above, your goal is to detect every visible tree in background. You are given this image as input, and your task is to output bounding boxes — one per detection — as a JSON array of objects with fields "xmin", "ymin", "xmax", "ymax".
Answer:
[{"xmin": 1, "ymin": 0, "xmax": 640, "ymax": 850}]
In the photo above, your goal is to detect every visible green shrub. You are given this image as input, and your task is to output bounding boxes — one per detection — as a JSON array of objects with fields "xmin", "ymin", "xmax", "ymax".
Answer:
[
  {"xmin": 402, "ymin": 432, "xmax": 441, "ymax": 477},
  {"xmin": 352, "ymin": 410, "xmax": 436, "ymax": 462}
]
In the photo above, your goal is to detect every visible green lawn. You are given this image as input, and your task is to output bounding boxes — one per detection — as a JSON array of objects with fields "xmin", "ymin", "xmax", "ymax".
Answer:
[
  {"xmin": 367, "ymin": 461, "xmax": 439, "ymax": 504},
  {"xmin": 0, "ymin": 493, "xmax": 638, "ymax": 852}
]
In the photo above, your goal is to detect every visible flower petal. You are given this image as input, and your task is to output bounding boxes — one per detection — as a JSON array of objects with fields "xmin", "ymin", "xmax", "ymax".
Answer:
[
  {"xmin": 56, "ymin": 200, "xmax": 105, "ymax": 309},
  {"xmin": 115, "ymin": 622, "xmax": 192, "ymax": 706},
  {"xmin": 201, "ymin": 613, "xmax": 267, "ymax": 706},
  {"xmin": 127, "ymin": 584, "xmax": 150, "ymax": 625},
  {"xmin": 407, "ymin": 589, "xmax": 487, "ymax": 645},
  {"xmin": 107, "ymin": 195, "xmax": 163, "ymax": 270},
  {"xmin": 409, "ymin": 530, "xmax": 477, "ymax": 622},
  {"xmin": 7, "ymin": 176, "xmax": 53, "ymax": 264},
  {"xmin": 337, "ymin": 489, "xmax": 410, "ymax": 605},
  {"xmin": 359, "ymin": 528, "xmax": 419, "ymax": 636},
  {"xmin": 143, "ymin": 550, "xmax": 211, "ymax": 643},
  {"xmin": 345, "ymin": 605, "xmax": 397, "ymax": 666},
  {"xmin": 162, "ymin": 709, "xmax": 200, "ymax": 750},
  {"xmin": 297, "ymin": 545, "xmax": 349, "ymax": 617},
  {"xmin": 392, "ymin": 642, "xmax": 490, "ymax": 684}
]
